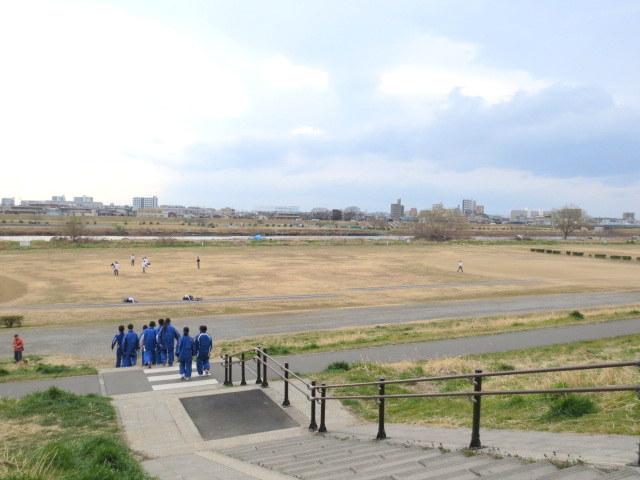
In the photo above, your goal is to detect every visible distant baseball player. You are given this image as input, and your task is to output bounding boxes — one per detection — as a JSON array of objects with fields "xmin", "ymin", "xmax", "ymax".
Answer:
[
  {"xmin": 457, "ymin": 260, "xmax": 464, "ymax": 273},
  {"xmin": 196, "ymin": 256, "xmax": 200, "ymax": 270},
  {"xmin": 130, "ymin": 254, "xmax": 135, "ymax": 267}
]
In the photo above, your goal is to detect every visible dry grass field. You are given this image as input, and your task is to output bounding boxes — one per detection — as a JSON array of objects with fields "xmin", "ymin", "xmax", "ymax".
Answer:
[{"xmin": 1, "ymin": 242, "xmax": 640, "ymax": 326}]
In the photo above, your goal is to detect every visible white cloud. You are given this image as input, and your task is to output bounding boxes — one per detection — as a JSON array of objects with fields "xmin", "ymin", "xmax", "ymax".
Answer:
[
  {"xmin": 290, "ymin": 126, "xmax": 325, "ymax": 137},
  {"xmin": 260, "ymin": 56, "xmax": 329, "ymax": 90},
  {"xmin": 379, "ymin": 34, "xmax": 548, "ymax": 104}
]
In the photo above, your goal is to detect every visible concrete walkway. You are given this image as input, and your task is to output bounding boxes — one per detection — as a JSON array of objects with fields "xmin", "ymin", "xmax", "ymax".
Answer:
[
  {"xmin": 0, "ymin": 374, "xmax": 100, "ymax": 398},
  {"xmin": 272, "ymin": 318, "xmax": 640, "ymax": 375},
  {"xmin": 2, "ymin": 290, "xmax": 640, "ymax": 357}
]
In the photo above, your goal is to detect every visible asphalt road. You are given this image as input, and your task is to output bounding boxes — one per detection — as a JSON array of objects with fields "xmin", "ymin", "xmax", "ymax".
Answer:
[{"xmin": 1, "ymin": 291, "xmax": 640, "ymax": 358}]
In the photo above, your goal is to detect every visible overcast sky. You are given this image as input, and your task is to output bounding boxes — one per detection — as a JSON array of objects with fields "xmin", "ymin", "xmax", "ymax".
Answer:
[{"xmin": 1, "ymin": 1, "xmax": 639, "ymax": 215}]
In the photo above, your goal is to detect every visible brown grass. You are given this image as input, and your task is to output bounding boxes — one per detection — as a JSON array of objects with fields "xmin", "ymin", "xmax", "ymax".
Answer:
[{"xmin": 1, "ymin": 243, "xmax": 640, "ymax": 326}]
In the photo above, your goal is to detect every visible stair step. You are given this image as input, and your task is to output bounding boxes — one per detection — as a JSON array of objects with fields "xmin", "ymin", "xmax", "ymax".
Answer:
[
  {"xmin": 331, "ymin": 450, "xmax": 444, "ymax": 480},
  {"xmin": 270, "ymin": 444, "xmax": 411, "ymax": 470},
  {"xmin": 402, "ymin": 456, "xmax": 498, "ymax": 479},
  {"xmin": 480, "ymin": 461, "xmax": 558, "ymax": 479},
  {"xmin": 602, "ymin": 468, "xmax": 640, "ymax": 479},
  {"xmin": 540, "ymin": 465, "xmax": 606, "ymax": 480}
]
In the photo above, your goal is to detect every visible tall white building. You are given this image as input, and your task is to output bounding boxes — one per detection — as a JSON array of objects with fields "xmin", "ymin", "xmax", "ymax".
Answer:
[
  {"xmin": 1, "ymin": 197, "xmax": 15, "ymax": 208},
  {"xmin": 462, "ymin": 199, "xmax": 476, "ymax": 216},
  {"xmin": 132, "ymin": 196, "xmax": 158, "ymax": 209}
]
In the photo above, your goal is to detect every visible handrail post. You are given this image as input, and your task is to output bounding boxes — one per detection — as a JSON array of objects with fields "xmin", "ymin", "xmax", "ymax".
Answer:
[
  {"xmin": 318, "ymin": 384, "xmax": 327, "ymax": 433},
  {"xmin": 240, "ymin": 352, "xmax": 247, "ymax": 386},
  {"xmin": 469, "ymin": 369, "xmax": 482, "ymax": 449},
  {"xmin": 228, "ymin": 354, "xmax": 233, "ymax": 385},
  {"xmin": 223, "ymin": 355, "xmax": 230, "ymax": 386},
  {"xmin": 282, "ymin": 362, "xmax": 291, "ymax": 407},
  {"xmin": 377, "ymin": 377, "xmax": 387, "ymax": 440},
  {"xmin": 255, "ymin": 348, "xmax": 262, "ymax": 385},
  {"xmin": 261, "ymin": 348, "xmax": 269, "ymax": 388},
  {"xmin": 308, "ymin": 381, "xmax": 318, "ymax": 431}
]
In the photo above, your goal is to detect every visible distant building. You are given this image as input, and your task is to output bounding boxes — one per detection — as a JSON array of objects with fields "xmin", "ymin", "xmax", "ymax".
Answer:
[
  {"xmin": 390, "ymin": 198, "xmax": 404, "ymax": 220},
  {"xmin": 1, "ymin": 197, "xmax": 15, "ymax": 208},
  {"xmin": 73, "ymin": 196, "xmax": 93, "ymax": 204},
  {"xmin": 132, "ymin": 196, "xmax": 158, "ymax": 210},
  {"xmin": 432, "ymin": 202, "xmax": 444, "ymax": 211},
  {"xmin": 462, "ymin": 199, "xmax": 476, "ymax": 216},
  {"xmin": 622, "ymin": 212, "xmax": 635, "ymax": 222},
  {"xmin": 474, "ymin": 205, "xmax": 485, "ymax": 215},
  {"xmin": 510, "ymin": 209, "xmax": 529, "ymax": 223},
  {"xmin": 51, "ymin": 195, "xmax": 66, "ymax": 202},
  {"xmin": 408, "ymin": 207, "xmax": 418, "ymax": 217}
]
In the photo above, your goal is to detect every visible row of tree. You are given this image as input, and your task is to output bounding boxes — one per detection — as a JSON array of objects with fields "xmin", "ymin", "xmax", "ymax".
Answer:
[{"xmin": 412, "ymin": 206, "xmax": 587, "ymax": 241}]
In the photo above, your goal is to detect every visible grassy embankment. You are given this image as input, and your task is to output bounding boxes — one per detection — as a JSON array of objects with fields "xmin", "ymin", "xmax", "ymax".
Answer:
[
  {"xmin": 216, "ymin": 306, "xmax": 640, "ymax": 356},
  {"xmin": 0, "ymin": 388, "xmax": 150, "ymax": 480},
  {"xmin": 313, "ymin": 334, "xmax": 640, "ymax": 436},
  {"xmin": 0, "ymin": 356, "xmax": 97, "ymax": 384}
]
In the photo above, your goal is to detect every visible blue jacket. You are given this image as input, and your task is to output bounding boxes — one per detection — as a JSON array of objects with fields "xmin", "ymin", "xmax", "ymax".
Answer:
[
  {"xmin": 111, "ymin": 332, "xmax": 125, "ymax": 354},
  {"xmin": 177, "ymin": 335, "xmax": 195, "ymax": 362},
  {"xmin": 158, "ymin": 324, "xmax": 179, "ymax": 350},
  {"xmin": 195, "ymin": 332, "xmax": 213, "ymax": 359},
  {"xmin": 141, "ymin": 327, "xmax": 156, "ymax": 352},
  {"xmin": 122, "ymin": 330, "xmax": 139, "ymax": 356}
]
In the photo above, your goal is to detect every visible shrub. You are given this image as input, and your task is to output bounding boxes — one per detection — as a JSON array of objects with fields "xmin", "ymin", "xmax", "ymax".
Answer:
[
  {"xmin": 490, "ymin": 362, "xmax": 516, "ymax": 372},
  {"xmin": 622, "ymin": 256, "xmax": 632, "ymax": 261},
  {"xmin": 572, "ymin": 252, "xmax": 584, "ymax": 256},
  {"xmin": 35, "ymin": 364, "xmax": 70, "ymax": 374},
  {"xmin": 594, "ymin": 254, "xmax": 606, "ymax": 259},
  {"xmin": 569, "ymin": 310, "xmax": 585, "ymax": 320},
  {"xmin": 552, "ymin": 250, "xmax": 561, "ymax": 254},
  {"xmin": 566, "ymin": 251, "xmax": 571, "ymax": 255},
  {"xmin": 264, "ymin": 344, "xmax": 292, "ymax": 355},
  {"xmin": 610, "ymin": 255, "xmax": 621, "ymax": 260},
  {"xmin": 0, "ymin": 367, "xmax": 10, "ymax": 376},
  {"xmin": 1, "ymin": 315, "xmax": 23, "ymax": 328},
  {"xmin": 544, "ymin": 394, "xmax": 597, "ymax": 419},
  {"xmin": 326, "ymin": 361, "xmax": 351, "ymax": 372}
]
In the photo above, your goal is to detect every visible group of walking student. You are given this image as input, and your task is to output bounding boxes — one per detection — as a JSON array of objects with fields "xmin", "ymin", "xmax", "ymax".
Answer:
[{"xmin": 110, "ymin": 318, "xmax": 213, "ymax": 380}]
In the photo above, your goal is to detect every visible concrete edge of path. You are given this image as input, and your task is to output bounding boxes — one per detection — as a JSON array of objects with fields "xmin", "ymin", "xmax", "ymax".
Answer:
[{"xmin": 196, "ymin": 450, "xmax": 297, "ymax": 479}]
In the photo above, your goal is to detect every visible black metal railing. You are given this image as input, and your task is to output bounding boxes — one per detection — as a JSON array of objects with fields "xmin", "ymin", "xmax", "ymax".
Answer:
[
  {"xmin": 214, "ymin": 348, "xmax": 640, "ymax": 464},
  {"xmin": 312, "ymin": 359, "xmax": 640, "ymax": 453}
]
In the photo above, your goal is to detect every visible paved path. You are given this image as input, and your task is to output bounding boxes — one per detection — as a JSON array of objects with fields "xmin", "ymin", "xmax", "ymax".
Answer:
[
  {"xmin": 0, "ymin": 374, "xmax": 100, "ymax": 398},
  {"xmin": 2, "ymin": 291, "xmax": 640, "ymax": 357},
  {"xmin": 272, "ymin": 318, "xmax": 640, "ymax": 375},
  {"xmin": 3, "ymin": 317, "xmax": 640, "ymax": 399}
]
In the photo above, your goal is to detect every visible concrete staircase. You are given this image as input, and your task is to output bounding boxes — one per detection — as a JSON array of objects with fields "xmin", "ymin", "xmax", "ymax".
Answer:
[{"xmin": 220, "ymin": 433, "xmax": 640, "ymax": 480}]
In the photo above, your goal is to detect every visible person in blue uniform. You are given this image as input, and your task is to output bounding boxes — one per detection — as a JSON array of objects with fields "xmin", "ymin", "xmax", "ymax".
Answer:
[
  {"xmin": 140, "ymin": 321, "xmax": 156, "ymax": 368},
  {"xmin": 177, "ymin": 326, "xmax": 195, "ymax": 380},
  {"xmin": 154, "ymin": 318, "xmax": 165, "ymax": 365},
  {"xmin": 122, "ymin": 324, "xmax": 139, "ymax": 367},
  {"xmin": 158, "ymin": 318, "xmax": 180, "ymax": 366},
  {"xmin": 195, "ymin": 325, "xmax": 213, "ymax": 376},
  {"xmin": 110, "ymin": 325, "xmax": 125, "ymax": 368}
]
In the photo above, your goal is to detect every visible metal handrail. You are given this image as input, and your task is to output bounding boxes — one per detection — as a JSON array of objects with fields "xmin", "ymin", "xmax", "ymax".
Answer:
[
  {"xmin": 322, "ymin": 384, "xmax": 640, "ymax": 401},
  {"xmin": 316, "ymin": 360, "xmax": 640, "ymax": 390},
  {"xmin": 256, "ymin": 347, "xmax": 312, "ymax": 389}
]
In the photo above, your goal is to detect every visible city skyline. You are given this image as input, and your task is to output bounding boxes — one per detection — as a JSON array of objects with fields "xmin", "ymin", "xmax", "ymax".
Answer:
[{"xmin": 1, "ymin": 1, "xmax": 639, "ymax": 216}]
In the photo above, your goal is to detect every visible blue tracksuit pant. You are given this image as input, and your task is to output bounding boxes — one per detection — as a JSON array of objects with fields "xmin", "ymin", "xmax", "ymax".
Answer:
[
  {"xmin": 197, "ymin": 356, "xmax": 210, "ymax": 375},
  {"xmin": 166, "ymin": 348, "xmax": 175, "ymax": 367},
  {"xmin": 180, "ymin": 360, "xmax": 192, "ymax": 378},
  {"xmin": 143, "ymin": 350, "xmax": 155, "ymax": 366},
  {"xmin": 115, "ymin": 351, "xmax": 123, "ymax": 368}
]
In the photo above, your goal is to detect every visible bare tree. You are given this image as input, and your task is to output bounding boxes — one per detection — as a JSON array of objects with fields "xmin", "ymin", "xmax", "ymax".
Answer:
[
  {"xmin": 552, "ymin": 206, "xmax": 587, "ymax": 240},
  {"xmin": 413, "ymin": 209, "xmax": 469, "ymax": 241},
  {"xmin": 64, "ymin": 217, "xmax": 86, "ymax": 242}
]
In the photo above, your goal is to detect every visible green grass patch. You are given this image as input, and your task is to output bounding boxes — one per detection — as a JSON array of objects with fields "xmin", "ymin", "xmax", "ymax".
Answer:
[
  {"xmin": 0, "ymin": 356, "xmax": 96, "ymax": 384},
  {"xmin": 0, "ymin": 388, "xmax": 150, "ymax": 479},
  {"xmin": 543, "ymin": 395, "xmax": 598, "ymax": 420},
  {"xmin": 325, "ymin": 361, "xmax": 351, "ymax": 372},
  {"xmin": 569, "ymin": 310, "xmax": 585, "ymax": 320},
  {"xmin": 315, "ymin": 334, "xmax": 640, "ymax": 436},
  {"xmin": 216, "ymin": 307, "xmax": 640, "ymax": 358}
]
